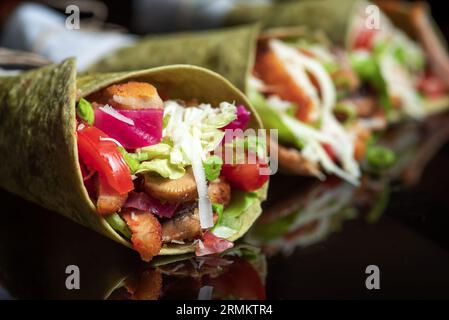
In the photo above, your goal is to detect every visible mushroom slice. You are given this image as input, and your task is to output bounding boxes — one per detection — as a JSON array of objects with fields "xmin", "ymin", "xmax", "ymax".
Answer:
[
  {"xmin": 161, "ymin": 208, "xmax": 201, "ymax": 243},
  {"xmin": 144, "ymin": 168, "xmax": 198, "ymax": 203}
]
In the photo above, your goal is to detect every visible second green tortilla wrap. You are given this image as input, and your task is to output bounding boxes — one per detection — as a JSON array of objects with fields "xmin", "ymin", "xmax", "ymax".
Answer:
[
  {"xmin": 0, "ymin": 58, "xmax": 267, "ymax": 257},
  {"xmin": 88, "ymin": 24, "xmax": 260, "ymax": 93},
  {"xmin": 87, "ymin": 0, "xmax": 359, "ymax": 76}
]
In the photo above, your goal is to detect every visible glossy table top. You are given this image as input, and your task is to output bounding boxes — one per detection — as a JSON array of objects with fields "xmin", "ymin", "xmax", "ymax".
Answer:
[{"xmin": 1, "ymin": 141, "xmax": 449, "ymax": 299}]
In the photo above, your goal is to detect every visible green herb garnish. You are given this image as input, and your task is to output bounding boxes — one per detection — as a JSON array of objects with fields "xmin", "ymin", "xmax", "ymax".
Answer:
[
  {"xmin": 77, "ymin": 98, "xmax": 94, "ymax": 125},
  {"xmin": 204, "ymin": 156, "xmax": 223, "ymax": 181},
  {"xmin": 366, "ymin": 145, "xmax": 396, "ymax": 170}
]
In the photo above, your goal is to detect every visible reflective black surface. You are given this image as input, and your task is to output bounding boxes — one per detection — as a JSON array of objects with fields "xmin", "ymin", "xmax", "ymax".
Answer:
[
  {"xmin": 264, "ymin": 173, "xmax": 449, "ymax": 299},
  {"xmin": 1, "ymin": 137, "xmax": 449, "ymax": 299}
]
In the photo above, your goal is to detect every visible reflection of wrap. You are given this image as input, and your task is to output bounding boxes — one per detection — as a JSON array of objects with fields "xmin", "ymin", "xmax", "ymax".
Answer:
[
  {"xmin": 0, "ymin": 188, "xmax": 266, "ymax": 299},
  {"xmin": 0, "ymin": 59, "xmax": 266, "ymax": 255},
  {"xmin": 106, "ymin": 244, "xmax": 267, "ymax": 300},
  {"xmin": 245, "ymin": 175, "xmax": 390, "ymax": 255}
]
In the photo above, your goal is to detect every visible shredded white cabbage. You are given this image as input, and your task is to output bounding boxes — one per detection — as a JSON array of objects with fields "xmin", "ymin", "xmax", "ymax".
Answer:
[
  {"xmin": 99, "ymin": 105, "xmax": 135, "ymax": 126},
  {"xmin": 321, "ymin": 115, "xmax": 360, "ymax": 183},
  {"xmin": 270, "ymin": 40, "xmax": 321, "ymax": 121},
  {"xmin": 163, "ymin": 100, "xmax": 237, "ymax": 229},
  {"xmin": 266, "ymin": 95, "xmax": 294, "ymax": 113},
  {"xmin": 357, "ymin": 117, "xmax": 387, "ymax": 131},
  {"xmin": 379, "ymin": 53, "xmax": 424, "ymax": 120},
  {"xmin": 99, "ymin": 136, "xmax": 124, "ymax": 148},
  {"xmin": 164, "ymin": 101, "xmax": 236, "ymax": 162},
  {"xmin": 248, "ymin": 75, "xmax": 268, "ymax": 93},
  {"xmin": 269, "ymin": 39, "xmax": 360, "ymax": 185},
  {"xmin": 307, "ymin": 45, "xmax": 337, "ymax": 64},
  {"xmin": 187, "ymin": 133, "xmax": 214, "ymax": 229}
]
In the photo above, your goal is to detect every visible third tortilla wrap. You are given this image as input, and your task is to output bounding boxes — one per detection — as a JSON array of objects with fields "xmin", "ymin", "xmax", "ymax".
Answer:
[{"xmin": 0, "ymin": 58, "xmax": 267, "ymax": 257}]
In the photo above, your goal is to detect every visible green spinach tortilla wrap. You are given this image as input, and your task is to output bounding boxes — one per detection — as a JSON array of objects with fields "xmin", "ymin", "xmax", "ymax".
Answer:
[
  {"xmin": 0, "ymin": 58, "xmax": 269, "ymax": 262},
  {"xmin": 88, "ymin": 0, "xmax": 449, "ymax": 186}
]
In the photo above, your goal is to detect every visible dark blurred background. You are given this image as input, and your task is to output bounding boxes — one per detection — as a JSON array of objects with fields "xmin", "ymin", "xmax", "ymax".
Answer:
[{"xmin": 0, "ymin": 0, "xmax": 447, "ymax": 35}]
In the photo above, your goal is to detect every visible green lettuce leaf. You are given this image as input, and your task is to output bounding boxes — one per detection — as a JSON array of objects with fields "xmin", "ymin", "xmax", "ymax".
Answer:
[
  {"xmin": 136, "ymin": 143, "xmax": 187, "ymax": 179},
  {"xmin": 212, "ymin": 190, "xmax": 259, "ymax": 239},
  {"xmin": 118, "ymin": 147, "xmax": 140, "ymax": 174},
  {"xmin": 139, "ymin": 143, "xmax": 172, "ymax": 159},
  {"xmin": 105, "ymin": 213, "xmax": 131, "ymax": 239},
  {"xmin": 248, "ymin": 90, "xmax": 301, "ymax": 148},
  {"xmin": 77, "ymin": 98, "xmax": 94, "ymax": 125},
  {"xmin": 350, "ymin": 49, "xmax": 392, "ymax": 115},
  {"xmin": 136, "ymin": 158, "xmax": 185, "ymax": 180}
]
